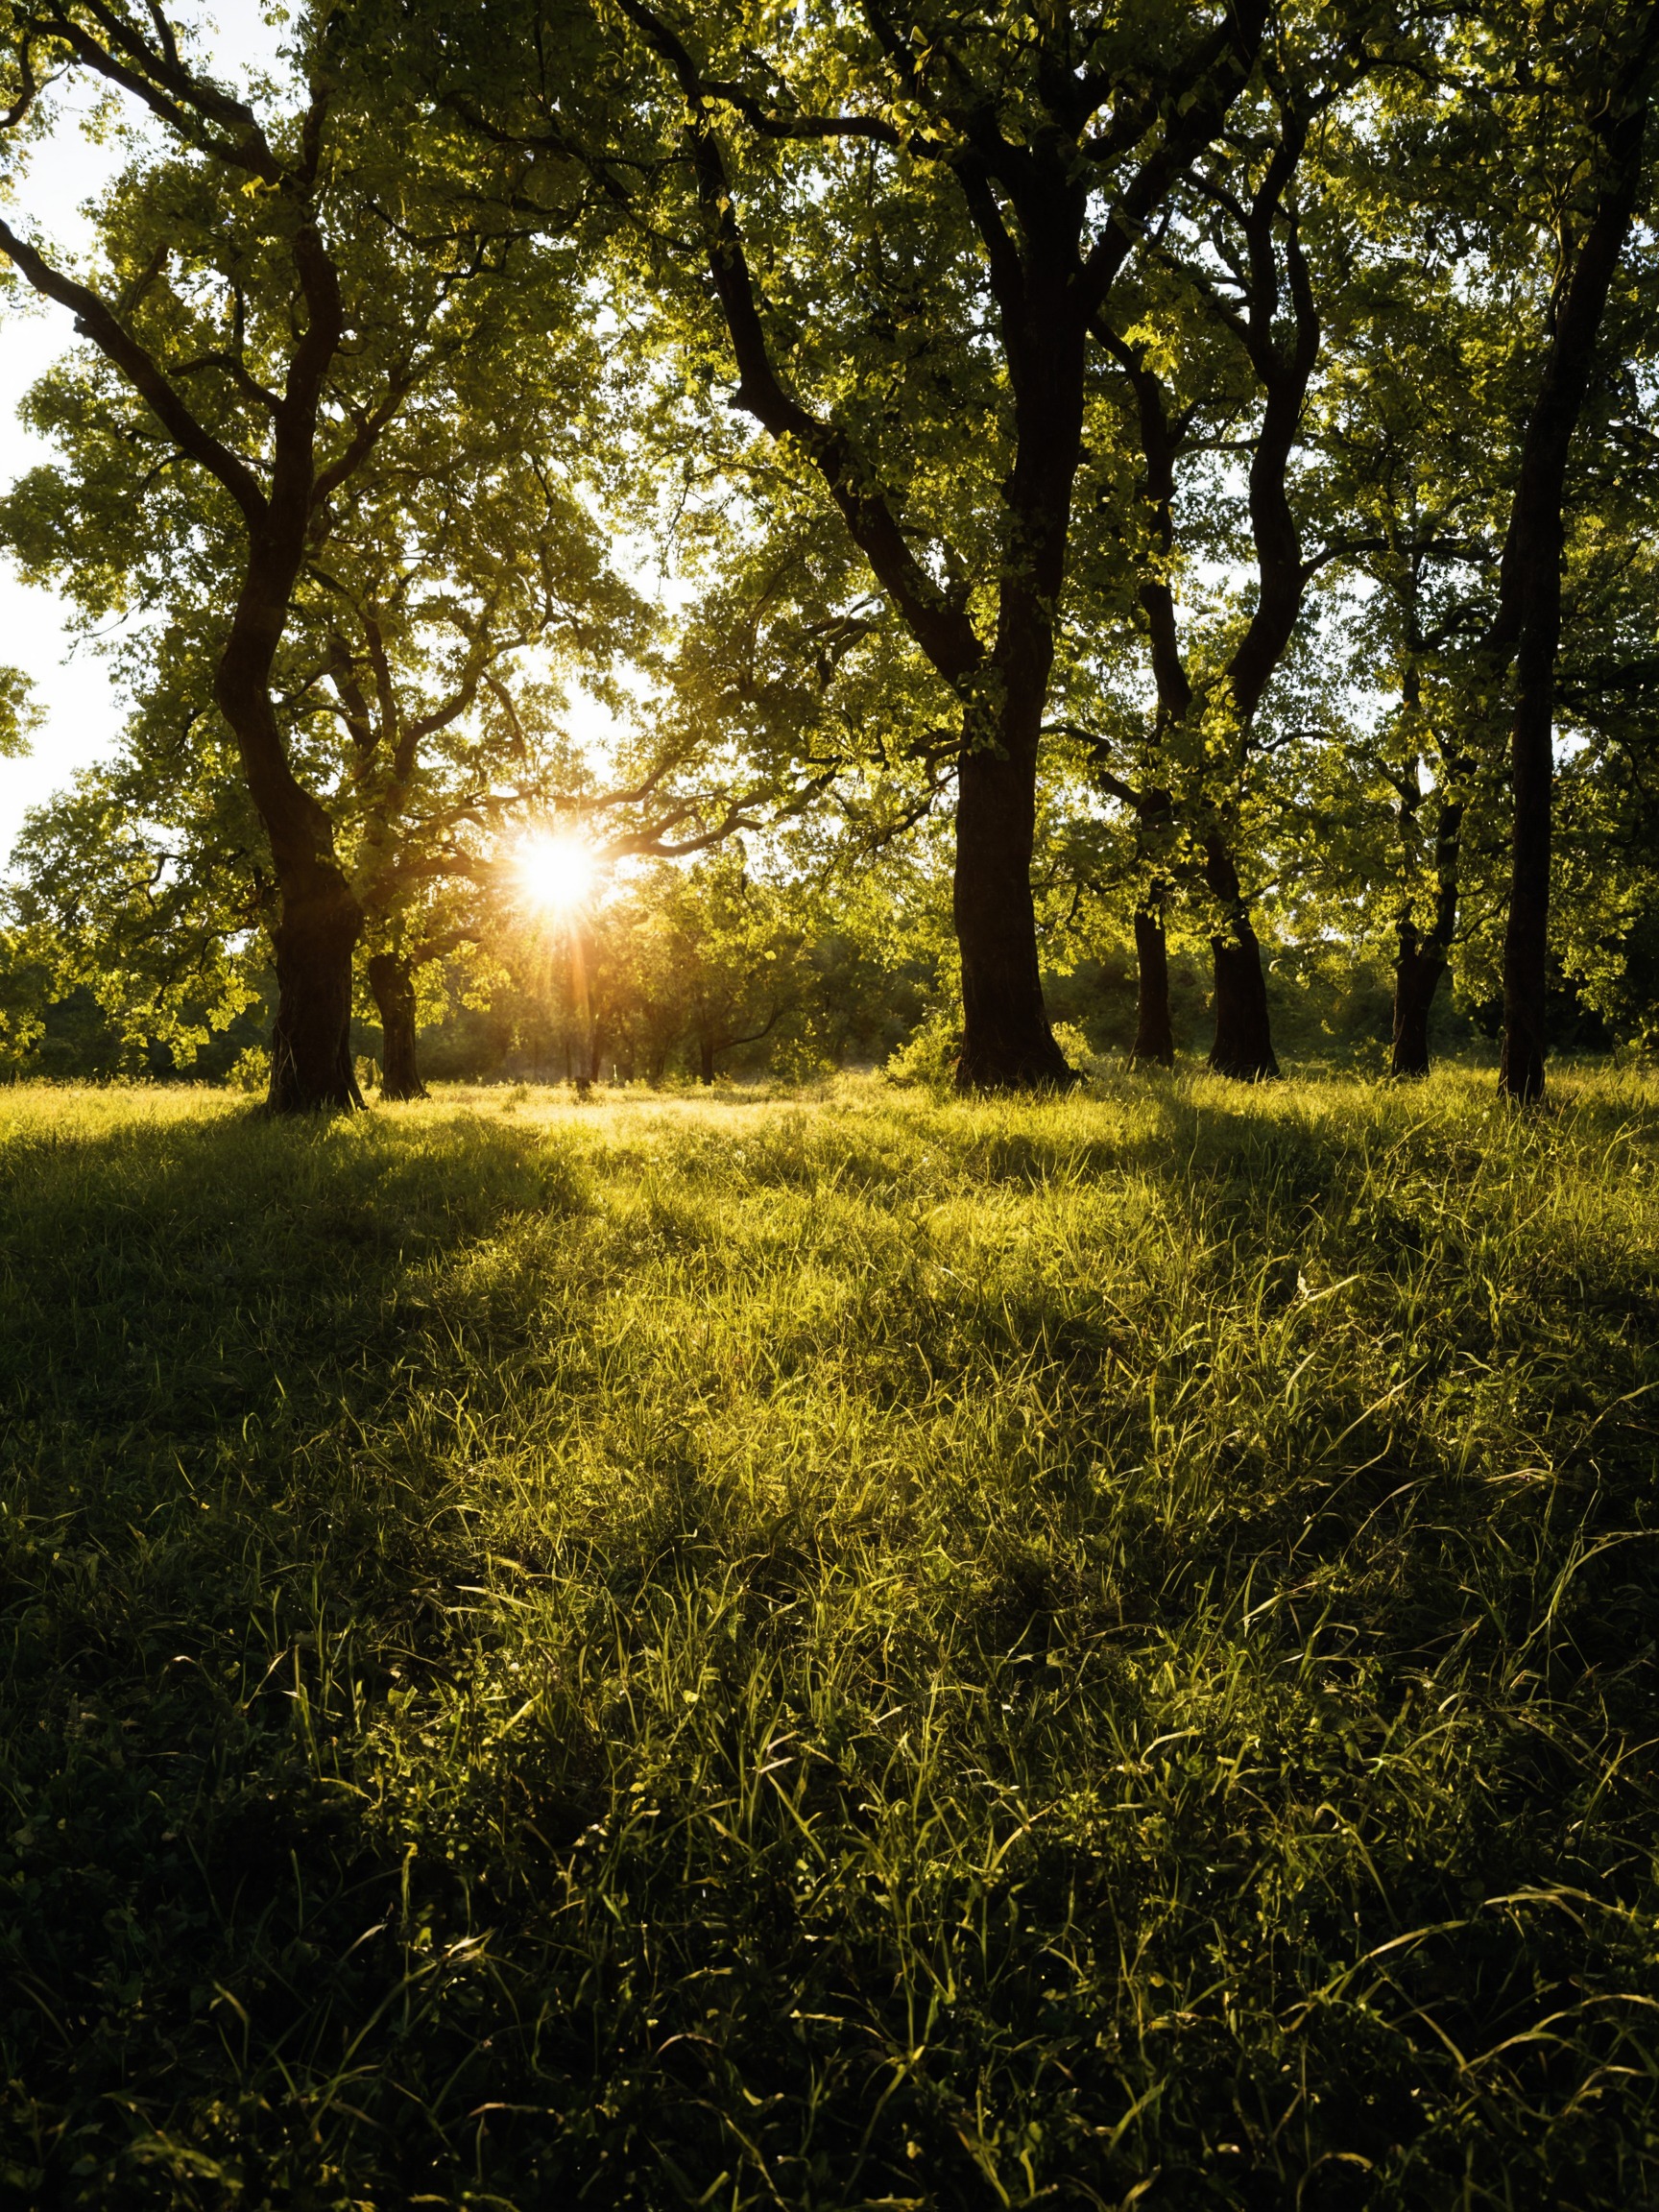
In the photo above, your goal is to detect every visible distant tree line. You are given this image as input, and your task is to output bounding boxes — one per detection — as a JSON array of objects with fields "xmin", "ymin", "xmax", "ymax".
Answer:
[{"xmin": 0, "ymin": 0, "xmax": 1654, "ymax": 1106}]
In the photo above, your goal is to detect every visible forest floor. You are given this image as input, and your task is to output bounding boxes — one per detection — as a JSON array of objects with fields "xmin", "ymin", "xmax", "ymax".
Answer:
[{"xmin": 2, "ymin": 1069, "xmax": 1658, "ymax": 2210}]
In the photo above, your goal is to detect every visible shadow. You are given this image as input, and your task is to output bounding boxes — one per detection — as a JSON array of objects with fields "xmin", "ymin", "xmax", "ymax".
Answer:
[
  {"xmin": 3, "ymin": 1081, "xmax": 1658, "ymax": 2206},
  {"xmin": 0, "ymin": 1101, "xmax": 587, "ymax": 2205}
]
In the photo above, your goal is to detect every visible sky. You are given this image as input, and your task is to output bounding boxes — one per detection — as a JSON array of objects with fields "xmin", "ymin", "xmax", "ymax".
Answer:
[{"xmin": 0, "ymin": 6, "xmax": 289, "ymax": 862}]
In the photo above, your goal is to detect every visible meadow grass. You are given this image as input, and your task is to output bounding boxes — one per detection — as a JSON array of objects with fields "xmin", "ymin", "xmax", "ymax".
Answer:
[{"xmin": 2, "ymin": 1068, "xmax": 1658, "ymax": 2209}]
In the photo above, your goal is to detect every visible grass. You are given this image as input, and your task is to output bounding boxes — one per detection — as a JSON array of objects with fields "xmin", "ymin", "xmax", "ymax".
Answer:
[{"xmin": 2, "ymin": 1068, "xmax": 1658, "ymax": 2210}]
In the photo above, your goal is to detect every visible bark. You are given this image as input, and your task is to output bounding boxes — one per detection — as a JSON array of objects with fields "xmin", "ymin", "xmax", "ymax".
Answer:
[
  {"xmin": 228, "ymin": 601, "xmax": 369, "ymax": 1114},
  {"xmin": 1205, "ymin": 837, "xmax": 1279, "ymax": 1080},
  {"xmin": 267, "ymin": 870, "xmax": 363, "ymax": 1112},
  {"xmin": 218, "ymin": 560, "xmax": 365, "ymax": 1114},
  {"xmin": 1497, "ymin": 6, "xmax": 1658, "ymax": 1102},
  {"xmin": 954, "ymin": 729, "xmax": 1072, "ymax": 1089},
  {"xmin": 368, "ymin": 951, "xmax": 427, "ymax": 1101},
  {"xmin": 1500, "ymin": 643, "xmax": 1554, "ymax": 1100},
  {"xmin": 1390, "ymin": 926, "xmax": 1445, "ymax": 1078},
  {"xmin": 1194, "ymin": 117, "xmax": 1317, "ymax": 1088},
  {"xmin": 698, "ymin": 1033, "xmax": 715, "ymax": 1086},
  {"xmin": 1390, "ymin": 772, "xmax": 1463, "ymax": 1078},
  {"xmin": 949, "ymin": 209, "xmax": 1091, "ymax": 1091},
  {"xmin": 1130, "ymin": 900, "xmax": 1174, "ymax": 1069}
]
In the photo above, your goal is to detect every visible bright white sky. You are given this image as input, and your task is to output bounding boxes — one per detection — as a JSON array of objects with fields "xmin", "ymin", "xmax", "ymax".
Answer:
[{"xmin": 0, "ymin": 5, "xmax": 289, "ymax": 863}]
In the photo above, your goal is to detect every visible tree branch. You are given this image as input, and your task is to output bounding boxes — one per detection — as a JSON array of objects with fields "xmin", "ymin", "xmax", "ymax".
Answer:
[{"xmin": 0, "ymin": 214, "xmax": 267, "ymax": 525}]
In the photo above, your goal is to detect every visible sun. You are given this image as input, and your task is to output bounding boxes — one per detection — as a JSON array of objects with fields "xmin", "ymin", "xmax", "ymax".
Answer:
[{"xmin": 516, "ymin": 832, "xmax": 596, "ymax": 914}]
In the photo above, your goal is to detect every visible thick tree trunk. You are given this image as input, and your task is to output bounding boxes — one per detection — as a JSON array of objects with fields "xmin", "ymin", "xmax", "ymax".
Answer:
[
  {"xmin": 953, "ymin": 739, "xmax": 1071, "ymax": 1089},
  {"xmin": 257, "ymin": 874, "xmax": 365, "ymax": 1117},
  {"xmin": 699, "ymin": 1034, "xmax": 715, "ymax": 1085},
  {"xmin": 1211, "ymin": 930, "xmax": 1278, "ymax": 1081},
  {"xmin": 267, "ymin": 868, "xmax": 364, "ymax": 1112},
  {"xmin": 213, "ymin": 416, "xmax": 359, "ymax": 1113},
  {"xmin": 1204, "ymin": 836, "xmax": 1278, "ymax": 1079},
  {"xmin": 368, "ymin": 951, "xmax": 427, "ymax": 1101},
  {"xmin": 218, "ymin": 632, "xmax": 364, "ymax": 1113},
  {"xmin": 1390, "ymin": 924, "xmax": 1445, "ymax": 1078},
  {"xmin": 1130, "ymin": 900, "xmax": 1174, "ymax": 1069}
]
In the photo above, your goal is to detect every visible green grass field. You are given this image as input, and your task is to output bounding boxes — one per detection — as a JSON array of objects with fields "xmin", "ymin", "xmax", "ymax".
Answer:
[{"xmin": 3, "ymin": 1070, "xmax": 1658, "ymax": 2209}]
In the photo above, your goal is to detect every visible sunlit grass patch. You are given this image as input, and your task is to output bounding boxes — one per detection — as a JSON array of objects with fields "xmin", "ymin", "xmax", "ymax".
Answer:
[{"xmin": 2, "ymin": 1070, "xmax": 1657, "ymax": 2206}]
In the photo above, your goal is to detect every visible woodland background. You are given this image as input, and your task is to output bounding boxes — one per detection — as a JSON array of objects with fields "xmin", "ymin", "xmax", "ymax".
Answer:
[{"xmin": 0, "ymin": 0, "xmax": 1649, "ymax": 1099}]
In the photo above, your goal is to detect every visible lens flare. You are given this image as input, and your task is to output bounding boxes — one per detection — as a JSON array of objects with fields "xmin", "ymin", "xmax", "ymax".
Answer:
[{"xmin": 517, "ymin": 833, "xmax": 595, "ymax": 913}]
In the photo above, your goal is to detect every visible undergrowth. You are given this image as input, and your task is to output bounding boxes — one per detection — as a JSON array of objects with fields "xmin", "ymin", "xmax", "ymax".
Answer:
[{"xmin": 2, "ymin": 1069, "xmax": 1658, "ymax": 2209}]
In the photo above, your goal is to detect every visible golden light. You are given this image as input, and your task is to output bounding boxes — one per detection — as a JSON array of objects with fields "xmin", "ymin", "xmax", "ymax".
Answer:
[{"xmin": 516, "ymin": 832, "xmax": 596, "ymax": 914}]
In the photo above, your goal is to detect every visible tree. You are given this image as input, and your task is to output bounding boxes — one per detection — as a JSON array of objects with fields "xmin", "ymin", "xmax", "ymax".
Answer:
[
  {"xmin": 514, "ymin": 0, "xmax": 1271, "ymax": 1089},
  {"xmin": 0, "ymin": 0, "xmax": 604, "ymax": 1107},
  {"xmin": 1313, "ymin": 0, "xmax": 1659, "ymax": 1091},
  {"xmin": 1304, "ymin": 156, "xmax": 1512, "ymax": 1077},
  {"xmin": 1065, "ymin": 5, "xmax": 1485, "ymax": 1082},
  {"xmin": 1488, "ymin": 0, "xmax": 1659, "ymax": 1099}
]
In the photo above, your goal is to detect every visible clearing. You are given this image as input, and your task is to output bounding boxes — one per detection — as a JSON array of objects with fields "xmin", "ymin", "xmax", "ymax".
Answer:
[{"xmin": 2, "ymin": 1071, "xmax": 1657, "ymax": 2208}]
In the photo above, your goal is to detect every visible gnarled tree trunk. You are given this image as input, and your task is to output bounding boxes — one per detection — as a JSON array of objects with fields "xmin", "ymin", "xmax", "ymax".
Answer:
[{"xmin": 367, "ymin": 951, "xmax": 427, "ymax": 1101}]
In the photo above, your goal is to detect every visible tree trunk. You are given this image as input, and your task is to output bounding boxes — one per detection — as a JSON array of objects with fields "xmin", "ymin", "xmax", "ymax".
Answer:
[
  {"xmin": 699, "ymin": 1034, "xmax": 715, "ymax": 1085},
  {"xmin": 630, "ymin": 0, "xmax": 1263, "ymax": 1097},
  {"xmin": 1130, "ymin": 900, "xmax": 1174, "ymax": 1069},
  {"xmin": 266, "ymin": 866, "xmax": 364, "ymax": 1112},
  {"xmin": 217, "ymin": 660, "xmax": 364, "ymax": 1112},
  {"xmin": 1211, "ymin": 931, "xmax": 1278, "ymax": 1081},
  {"xmin": 1499, "ymin": 660, "xmax": 1554, "ymax": 1101},
  {"xmin": 262, "ymin": 892, "xmax": 364, "ymax": 1115},
  {"xmin": 0, "ymin": 179, "xmax": 363, "ymax": 1115},
  {"xmin": 1390, "ymin": 772, "xmax": 1463, "ymax": 1078},
  {"xmin": 214, "ymin": 481, "xmax": 360, "ymax": 1113},
  {"xmin": 1496, "ymin": 7, "xmax": 1657, "ymax": 1102},
  {"xmin": 1205, "ymin": 836, "xmax": 1278, "ymax": 1079},
  {"xmin": 953, "ymin": 731, "xmax": 1072, "ymax": 1091},
  {"xmin": 1390, "ymin": 923, "xmax": 1444, "ymax": 1078},
  {"xmin": 367, "ymin": 951, "xmax": 427, "ymax": 1101}
]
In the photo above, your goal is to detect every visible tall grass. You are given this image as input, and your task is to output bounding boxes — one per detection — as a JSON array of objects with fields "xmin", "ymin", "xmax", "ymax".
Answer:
[{"xmin": 2, "ymin": 1069, "xmax": 1657, "ymax": 2208}]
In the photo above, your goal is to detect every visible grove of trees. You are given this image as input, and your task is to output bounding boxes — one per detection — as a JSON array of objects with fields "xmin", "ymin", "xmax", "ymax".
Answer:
[{"xmin": 0, "ymin": 0, "xmax": 1655, "ymax": 1109}]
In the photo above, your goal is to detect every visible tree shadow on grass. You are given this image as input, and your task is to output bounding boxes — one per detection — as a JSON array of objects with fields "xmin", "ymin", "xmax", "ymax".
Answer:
[
  {"xmin": 5, "ymin": 1088, "xmax": 1659, "ymax": 2206},
  {"xmin": 0, "ymin": 1104, "xmax": 588, "ymax": 2207}
]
